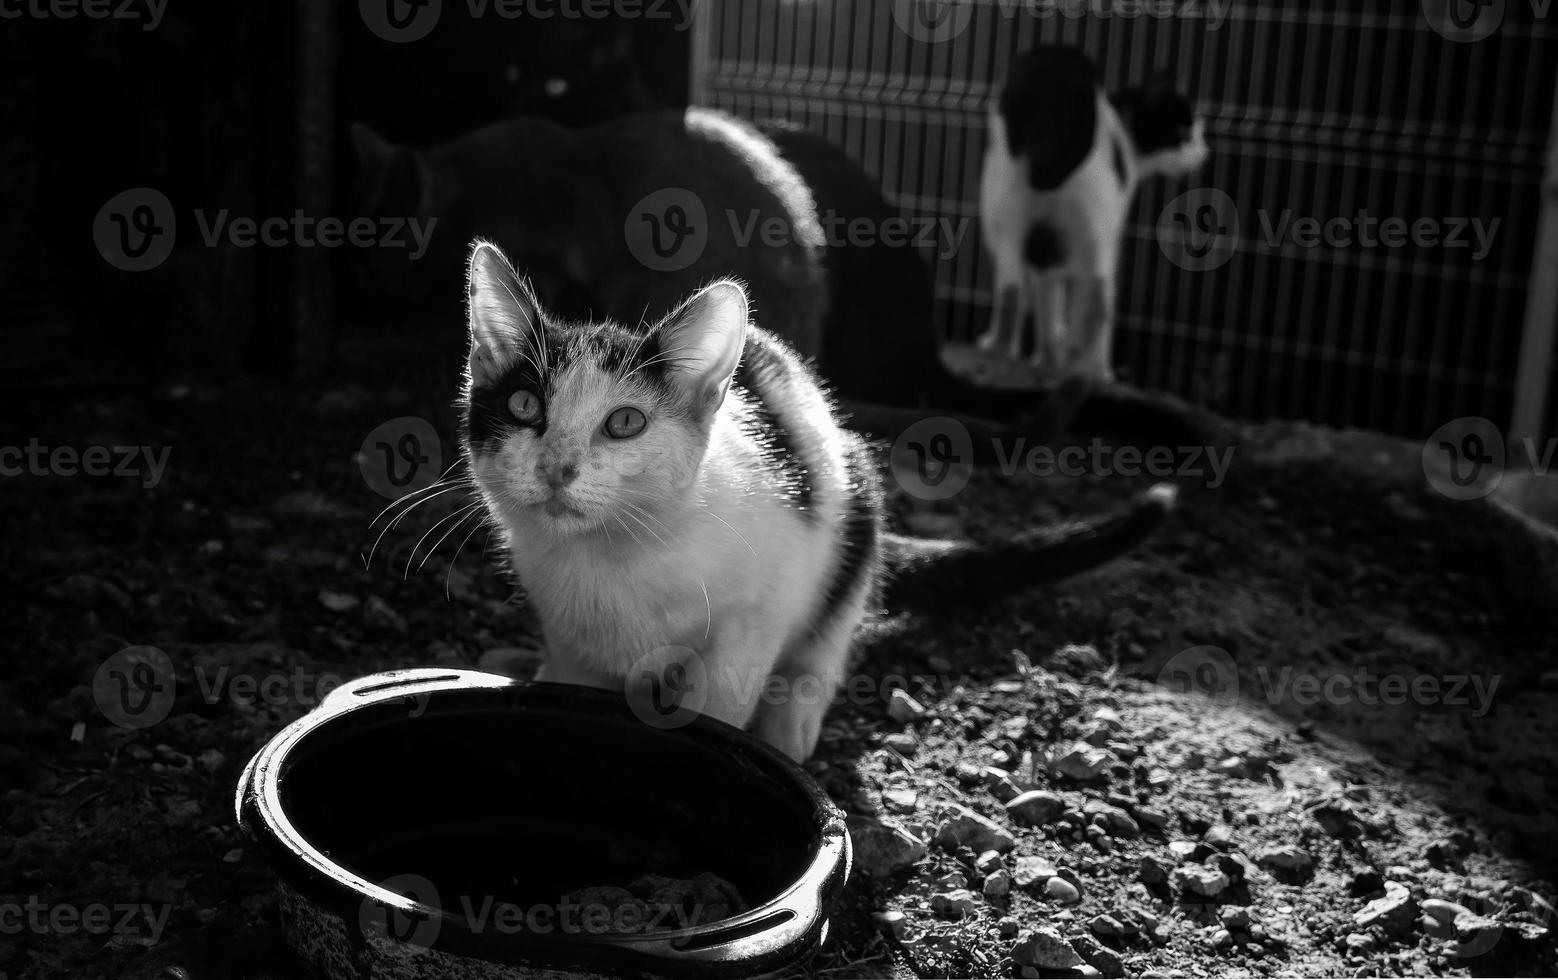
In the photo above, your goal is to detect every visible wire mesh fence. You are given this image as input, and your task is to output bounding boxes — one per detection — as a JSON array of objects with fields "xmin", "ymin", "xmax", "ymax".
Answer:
[{"xmin": 693, "ymin": 0, "xmax": 1558, "ymax": 438}]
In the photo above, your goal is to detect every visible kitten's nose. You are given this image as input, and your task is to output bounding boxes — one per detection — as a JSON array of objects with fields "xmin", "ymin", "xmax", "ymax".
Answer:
[{"xmin": 539, "ymin": 457, "xmax": 579, "ymax": 489}]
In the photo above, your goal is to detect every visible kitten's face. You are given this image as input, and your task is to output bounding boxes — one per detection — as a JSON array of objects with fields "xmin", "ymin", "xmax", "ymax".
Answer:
[{"xmin": 461, "ymin": 243, "xmax": 747, "ymax": 539}]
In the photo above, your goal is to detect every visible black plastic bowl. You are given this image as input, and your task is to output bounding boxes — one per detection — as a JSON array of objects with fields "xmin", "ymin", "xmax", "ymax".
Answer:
[{"xmin": 235, "ymin": 669, "xmax": 850, "ymax": 979}]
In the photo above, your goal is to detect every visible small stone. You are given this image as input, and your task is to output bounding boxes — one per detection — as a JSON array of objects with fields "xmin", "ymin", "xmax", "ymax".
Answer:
[
  {"xmin": 1258, "ymin": 844, "xmax": 1315, "ymax": 880},
  {"xmin": 1096, "ymin": 806, "xmax": 1141, "ymax": 839},
  {"xmin": 1045, "ymin": 877, "xmax": 1081, "ymax": 904},
  {"xmin": 873, "ymin": 910, "xmax": 908, "ymax": 939},
  {"xmin": 317, "ymin": 590, "xmax": 359, "ymax": 612},
  {"xmin": 1353, "ymin": 881, "xmax": 1417, "ymax": 935},
  {"xmin": 1139, "ymin": 855, "xmax": 1173, "ymax": 885},
  {"xmin": 1134, "ymin": 806, "xmax": 1169, "ymax": 829},
  {"xmin": 1091, "ymin": 706, "xmax": 1124, "ymax": 731},
  {"xmin": 887, "ymin": 689, "xmax": 927, "ymax": 723},
  {"xmin": 935, "ymin": 805, "xmax": 1016, "ymax": 853},
  {"xmin": 1219, "ymin": 906, "xmax": 1250, "ymax": 930},
  {"xmin": 1167, "ymin": 840, "xmax": 1200, "ymax": 861},
  {"xmin": 1211, "ymin": 928, "xmax": 1233, "ymax": 948},
  {"xmin": 1054, "ymin": 743, "xmax": 1113, "ymax": 781},
  {"xmin": 847, "ymin": 816, "xmax": 927, "ymax": 877},
  {"xmin": 1203, "ymin": 823, "xmax": 1234, "ymax": 849},
  {"xmin": 996, "ymin": 916, "xmax": 1021, "ymax": 937},
  {"xmin": 1070, "ymin": 932, "xmax": 1125, "ymax": 978},
  {"xmin": 1011, "ymin": 928, "xmax": 1082, "ymax": 969},
  {"xmin": 1006, "ymin": 790, "xmax": 1066, "ymax": 826},
  {"xmin": 931, "ymin": 889, "xmax": 979, "ymax": 918},
  {"xmin": 983, "ymin": 869, "xmax": 1012, "ymax": 900},
  {"xmin": 883, "ymin": 732, "xmax": 918, "ymax": 756},
  {"xmin": 1172, "ymin": 865, "xmax": 1231, "ymax": 898},
  {"xmin": 882, "ymin": 787, "xmax": 918, "ymax": 813},
  {"xmin": 975, "ymin": 850, "xmax": 1005, "ymax": 874},
  {"xmin": 1424, "ymin": 837, "xmax": 1464, "ymax": 872},
  {"xmin": 986, "ymin": 772, "xmax": 1022, "ymax": 803},
  {"xmin": 1089, "ymin": 914, "xmax": 1126, "ymax": 937},
  {"xmin": 1421, "ymin": 898, "xmax": 1470, "ymax": 927},
  {"xmin": 1344, "ymin": 932, "xmax": 1376, "ymax": 955},
  {"xmin": 1013, "ymin": 856, "xmax": 1058, "ymax": 889}
]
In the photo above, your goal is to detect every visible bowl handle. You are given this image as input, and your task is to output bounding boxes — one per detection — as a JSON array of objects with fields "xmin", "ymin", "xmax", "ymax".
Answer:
[{"xmin": 319, "ymin": 668, "xmax": 514, "ymax": 712}]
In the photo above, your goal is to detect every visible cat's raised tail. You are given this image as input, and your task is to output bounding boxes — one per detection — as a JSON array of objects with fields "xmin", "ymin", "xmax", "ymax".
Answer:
[{"xmin": 881, "ymin": 483, "xmax": 1177, "ymax": 610}]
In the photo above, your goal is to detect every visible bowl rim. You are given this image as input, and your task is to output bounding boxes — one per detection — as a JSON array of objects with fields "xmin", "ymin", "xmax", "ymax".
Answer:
[{"xmin": 235, "ymin": 668, "xmax": 851, "ymax": 976}]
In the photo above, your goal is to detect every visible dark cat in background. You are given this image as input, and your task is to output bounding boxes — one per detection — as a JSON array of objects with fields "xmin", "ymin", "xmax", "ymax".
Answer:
[{"xmin": 350, "ymin": 107, "xmax": 1204, "ymax": 448}]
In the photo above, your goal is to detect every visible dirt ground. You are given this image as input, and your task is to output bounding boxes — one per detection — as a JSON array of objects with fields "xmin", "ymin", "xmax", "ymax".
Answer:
[{"xmin": 3, "ymin": 347, "xmax": 1556, "ymax": 979}]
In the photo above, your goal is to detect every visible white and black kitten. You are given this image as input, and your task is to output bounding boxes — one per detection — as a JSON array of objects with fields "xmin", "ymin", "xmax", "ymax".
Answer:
[
  {"xmin": 459, "ymin": 242, "xmax": 1177, "ymax": 762},
  {"xmin": 979, "ymin": 46, "xmax": 1209, "ymax": 379}
]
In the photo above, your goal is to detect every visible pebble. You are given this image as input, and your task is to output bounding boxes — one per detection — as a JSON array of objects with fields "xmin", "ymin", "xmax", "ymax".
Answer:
[
  {"xmin": 1133, "ymin": 806, "xmax": 1169, "ymax": 829},
  {"xmin": 1344, "ymin": 932, "xmax": 1376, "ymax": 955},
  {"xmin": 1069, "ymin": 932, "xmax": 1125, "ymax": 978},
  {"xmin": 975, "ymin": 850, "xmax": 1005, "ymax": 874},
  {"xmin": 1353, "ymin": 881, "xmax": 1417, "ymax": 935},
  {"xmin": 1054, "ymin": 743, "xmax": 1114, "ymax": 781},
  {"xmin": 986, "ymin": 772, "xmax": 1022, "ymax": 803},
  {"xmin": 1013, "ymin": 856, "xmax": 1058, "ymax": 889},
  {"xmin": 931, "ymin": 889, "xmax": 979, "ymax": 918},
  {"xmin": 1095, "ymin": 806, "xmax": 1141, "ymax": 839},
  {"xmin": 1089, "ymin": 914, "xmax": 1126, "ymax": 937},
  {"xmin": 982, "ymin": 869, "xmax": 1012, "ymax": 900},
  {"xmin": 1311, "ymin": 800, "xmax": 1366, "ymax": 839},
  {"xmin": 1167, "ymin": 840, "xmax": 1200, "ymax": 861},
  {"xmin": 1011, "ymin": 928, "xmax": 1082, "ymax": 969},
  {"xmin": 995, "ymin": 916, "xmax": 1021, "ymax": 938},
  {"xmin": 1172, "ymin": 865, "xmax": 1231, "ymax": 898},
  {"xmin": 1257, "ymin": 844, "xmax": 1315, "ymax": 878},
  {"xmin": 872, "ymin": 910, "xmax": 908, "ymax": 939},
  {"xmin": 1005, "ymin": 790, "xmax": 1066, "ymax": 826},
  {"xmin": 1420, "ymin": 897, "xmax": 1470, "ymax": 927},
  {"xmin": 1211, "ymin": 928, "xmax": 1233, "ymax": 948},
  {"xmin": 934, "ymin": 805, "xmax": 1016, "ymax": 853},
  {"xmin": 317, "ymin": 590, "xmax": 359, "ymax": 612},
  {"xmin": 1219, "ymin": 906, "xmax": 1251, "ymax": 930},
  {"xmin": 887, "ymin": 689, "xmax": 927, "ymax": 723},
  {"xmin": 882, "ymin": 787, "xmax": 918, "ymax": 813},
  {"xmin": 882, "ymin": 733, "xmax": 918, "ymax": 756},
  {"xmin": 846, "ymin": 816, "xmax": 927, "ymax": 877},
  {"xmin": 1044, "ymin": 877, "xmax": 1082, "ymax": 904},
  {"xmin": 1139, "ymin": 855, "xmax": 1173, "ymax": 886}
]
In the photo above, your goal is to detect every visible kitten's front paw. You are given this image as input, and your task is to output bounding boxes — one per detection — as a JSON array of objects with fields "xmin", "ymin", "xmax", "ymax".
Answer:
[{"xmin": 752, "ymin": 700, "xmax": 827, "ymax": 763}]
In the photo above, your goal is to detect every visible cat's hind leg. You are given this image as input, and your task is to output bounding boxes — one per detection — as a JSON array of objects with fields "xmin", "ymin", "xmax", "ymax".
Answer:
[
  {"xmin": 1065, "ymin": 273, "xmax": 1116, "ymax": 381},
  {"xmin": 977, "ymin": 276, "xmax": 1026, "ymax": 357}
]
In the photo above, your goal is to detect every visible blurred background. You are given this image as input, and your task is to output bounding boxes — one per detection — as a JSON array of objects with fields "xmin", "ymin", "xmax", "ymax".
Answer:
[{"xmin": 2, "ymin": 0, "xmax": 1555, "ymax": 439}]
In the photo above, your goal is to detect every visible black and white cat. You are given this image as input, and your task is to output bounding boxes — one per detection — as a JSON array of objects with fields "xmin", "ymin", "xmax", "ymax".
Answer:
[
  {"xmin": 458, "ymin": 241, "xmax": 1177, "ymax": 761},
  {"xmin": 978, "ymin": 47, "xmax": 1209, "ymax": 379}
]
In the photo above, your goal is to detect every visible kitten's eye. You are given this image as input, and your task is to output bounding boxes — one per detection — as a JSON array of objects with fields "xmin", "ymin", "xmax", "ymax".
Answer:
[
  {"xmin": 603, "ymin": 406, "xmax": 647, "ymax": 439},
  {"xmin": 508, "ymin": 389, "xmax": 543, "ymax": 425}
]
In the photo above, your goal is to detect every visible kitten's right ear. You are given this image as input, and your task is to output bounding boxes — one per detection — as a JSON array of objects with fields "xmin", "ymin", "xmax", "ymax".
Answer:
[{"xmin": 466, "ymin": 241, "xmax": 543, "ymax": 386}]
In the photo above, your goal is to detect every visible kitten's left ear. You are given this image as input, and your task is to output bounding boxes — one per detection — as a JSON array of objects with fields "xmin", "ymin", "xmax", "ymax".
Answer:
[
  {"xmin": 466, "ymin": 240, "xmax": 543, "ymax": 386},
  {"xmin": 659, "ymin": 280, "xmax": 748, "ymax": 414}
]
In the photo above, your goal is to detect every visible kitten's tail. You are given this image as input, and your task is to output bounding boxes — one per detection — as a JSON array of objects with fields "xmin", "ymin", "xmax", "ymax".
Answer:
[{"xmin": 880, "ymin": 483, "xmax": 1177, "ymax": 609}]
